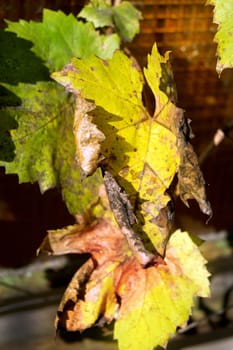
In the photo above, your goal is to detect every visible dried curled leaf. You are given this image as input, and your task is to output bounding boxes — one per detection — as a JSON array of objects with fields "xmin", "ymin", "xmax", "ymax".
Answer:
[
  {"xmin": 174, "ymin": 109, "xmax": 212, "ymax": 216},
  {"xmin": 39, "ymin": 219, "xmax": 129, "ymax": 330},
  {"xmin": 39, "ymin": 217, "xmax": 209, "ymax": 350},
  {"xmin": 73, "ymin": 96, "xmax": 105, "ymax": 176}
]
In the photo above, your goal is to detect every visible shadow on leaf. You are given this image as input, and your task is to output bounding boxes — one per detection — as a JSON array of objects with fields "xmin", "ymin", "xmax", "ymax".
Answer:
[
  {"xmin": 0, "ymin": 30, "xmax": 50, "ymax": 85},
  {"xmin": 0, "ymin": 30, "xmax": 51, "ymax": 161},
  {"xmin": 0, "ymin": 110, "xmax": 18, "ymax": 161},
  {"xmin": 0, "ymin": 85, "xmax": 21, "ymax": 107}
]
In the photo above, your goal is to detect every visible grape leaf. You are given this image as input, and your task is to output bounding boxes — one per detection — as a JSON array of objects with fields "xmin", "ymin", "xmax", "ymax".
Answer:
[
  {"xmin": 6, "ymin": 9, "xmax": 120, "ymax": 71},
  {"xmin": 0, "ymin": 8, "xmax": 121, "ymax": 214},
  {"xmin": 0, "ymin": 29, "xmax": 49, "ymax": 161},
  {"xmin": 45, "ymin": 42, "xmax": 211, "ymax": 348},
  {"xmin": 78, "ymin": 0, "xmax": 113, "ymax": 28},
  {"xmin": 208, "ymin": 0, "xmax": 233, "ymax": 74},
  {"xmin": 113, "ymin": 1, "xmax": 142, "ymax": 41},
  {"xmin": 0, "ymin": 82, "xmax": 101, "ymax": 214},
  {"xmin": 39, "ymin": 214, "xmax": 209, "ymax": 350},
  {"xmin": 114, "ymin": 229, "xmax": 209, "ymax": 350},
  {"xmin": 78, "ymin": 0, "xmax": 142, "ymax": 41},
  {"xmin": 52, "ymin": 43, "xmax": 211, "ymax": 253}
]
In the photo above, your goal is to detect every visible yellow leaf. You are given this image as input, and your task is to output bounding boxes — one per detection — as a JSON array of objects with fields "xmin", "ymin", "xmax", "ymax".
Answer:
[
  {"xmin": 53, "ymin": 43, "xmax": 211, "ymax": 254},
  {"xmin": 114, "ymin": 230, "xmax": 210, "ymax": 350}
]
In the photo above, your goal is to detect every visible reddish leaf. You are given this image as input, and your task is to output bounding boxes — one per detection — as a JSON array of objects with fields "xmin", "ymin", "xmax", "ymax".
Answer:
[{"xmin": 39, "ymin": 217, "xmax": 209, "ymax": 350}]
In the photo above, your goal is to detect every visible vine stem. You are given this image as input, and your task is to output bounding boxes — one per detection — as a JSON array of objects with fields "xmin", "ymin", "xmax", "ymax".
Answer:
[{"xmin": 199, "ymin": 120, "xmax": 233, "ymax": 165}]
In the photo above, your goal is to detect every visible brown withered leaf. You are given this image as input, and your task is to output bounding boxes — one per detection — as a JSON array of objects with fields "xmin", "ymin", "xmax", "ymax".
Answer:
[
  {"xmin": 39, "ymin": 219, "xmax": 130, "ymax": 330},
  {"xmin": 174, "ymin": 109, "xmax": 212, "ymax": 217},
  {"xmin": 56, "ymin": 258, "xmax": 95, "ymax": 330},
  {"xmin": 38, "ymin": 217, "xmax": 209, "ymax": 350}
]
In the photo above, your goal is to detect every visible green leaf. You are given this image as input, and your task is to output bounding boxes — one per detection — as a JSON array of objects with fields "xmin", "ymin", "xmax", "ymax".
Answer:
[
  {"xmin": 0, "ymin": 29, "xmax": 49, "ymax": 160},
  {"xmin": 78, "ymin": 0, "xmax": 113, "ymax": 28},
  {"xmin": 113, "ymin": 2, "xmax": 142, "ymax": 41},
  {"xmin": 6, "ymin": 9, "xmax": 120, "ymax": 72},
  {"xmin": 208, "ymin": 0, "xmax": 233, "ymax": 74},
  {"xmin": 0, "ymin": 8, "xmax": 121, "ymax": 213},
  {"xmin": 1, "ymin": 82, "xmax": 102, "ymax": 214},
  {"xmin": 78, "ymin": 1, "xmax": 141, "ymax": 42},
  {"xmin": 0, "ymin": 6, "xmax": 125, "ymax": 180}
]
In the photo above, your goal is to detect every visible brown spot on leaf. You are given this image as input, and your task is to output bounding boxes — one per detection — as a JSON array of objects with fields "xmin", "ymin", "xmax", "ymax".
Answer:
[{"xmin": 121, "ymin": 166, "xmax": 130, "ymax": 177}]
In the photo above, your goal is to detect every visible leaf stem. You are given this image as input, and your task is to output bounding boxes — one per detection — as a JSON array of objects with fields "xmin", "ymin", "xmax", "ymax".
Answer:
[
  {"xmin": 103, "ymin": 170, "xmax": 156, "ymax": 266},
  {"xmin": 199, "ymin": 120, "xmax": 233, "ymax": 165}
]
